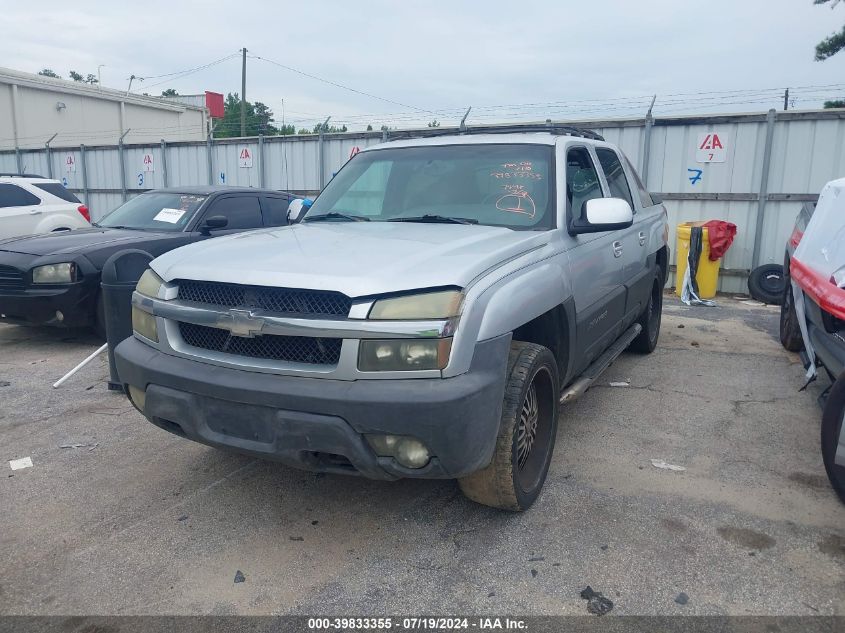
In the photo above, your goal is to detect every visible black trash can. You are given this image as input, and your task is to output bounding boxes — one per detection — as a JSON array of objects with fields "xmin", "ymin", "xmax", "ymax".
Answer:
[{"xmin": 101, "ymin": 249, "xmax": 153, "ymax": 392}]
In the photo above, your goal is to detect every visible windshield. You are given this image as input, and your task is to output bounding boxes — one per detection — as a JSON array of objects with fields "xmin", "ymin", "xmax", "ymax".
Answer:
[
  {"xmin": 98, "ymin": 192, "xmax": 207, "ymax": 231},
  {"xmin": 305, "ymin": 144, "xmax": 554, "ymax": 230}
]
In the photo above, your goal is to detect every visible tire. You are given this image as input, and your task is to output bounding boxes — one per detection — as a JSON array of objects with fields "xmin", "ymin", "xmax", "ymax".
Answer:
[
  {"xmin": 93, "ymin": 291, "xmax": 107, "ymax": 340},
  {"xmin": 780, "ymin": 281, "xmax": 804, "ymax": 352},
  {"xmin": 629, "ymin": 275, "xmax": 663, "ymax": 354},
  {"xmin": 821, "ymin": 374, "xmax": 845, "ymax": 504},
  {"xmin": 748, "ymin": 264, "xmax": 786, "ymax": 305},
  {"xmin": 458, "ymin": 342, "xmax": 559, "ymax": 511}
]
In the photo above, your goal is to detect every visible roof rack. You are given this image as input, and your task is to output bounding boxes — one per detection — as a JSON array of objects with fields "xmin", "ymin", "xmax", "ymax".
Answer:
[
  {"xmin": 384, "ymin": 123, "xmax": 604, "ymax": 142},
  {"xmin": 0, "ymin": 173, "xmax": 46, "ymax": 178}
]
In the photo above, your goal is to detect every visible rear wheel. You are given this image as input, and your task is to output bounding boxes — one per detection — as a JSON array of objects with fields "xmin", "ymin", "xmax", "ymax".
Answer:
[
  {"xmin": 821, "ymin": 374, "xmax": 845, "ymax": 504},
  {"xmin": 629, "ymin": 275, "xmax": 662, "ymax": 354},
  {"xmin": 458, "ymin": 342, "xmax": 559, "ymax": 511}
]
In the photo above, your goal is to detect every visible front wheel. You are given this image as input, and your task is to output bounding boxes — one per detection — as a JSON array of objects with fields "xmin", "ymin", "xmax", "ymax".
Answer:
[
  {"xmin": 458, "ymin": 342, "xmax": 559, "ymax": 511},
  {"xmin": 821, "ymin": 374, "xmax": 845, "ymax": 504},
  {"xmin": 780, "ymin": 281, "xmax": 804, "ymax": 352}
]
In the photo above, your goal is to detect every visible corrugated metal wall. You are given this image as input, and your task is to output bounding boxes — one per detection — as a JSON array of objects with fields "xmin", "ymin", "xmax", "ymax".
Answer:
[{"xmin": 3, "ymin": 109, "xmax": 844, "ymax": 293}]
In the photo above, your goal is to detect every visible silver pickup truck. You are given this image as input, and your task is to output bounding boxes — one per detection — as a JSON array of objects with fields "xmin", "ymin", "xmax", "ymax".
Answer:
[{"xmin": 115, "ymin": 126, "xmax": 669, "ymax": 510}]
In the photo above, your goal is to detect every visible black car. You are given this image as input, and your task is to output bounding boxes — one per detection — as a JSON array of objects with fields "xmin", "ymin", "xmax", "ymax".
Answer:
[{"xmin": 0, "ymin": 186, "xmax": 299, "ymax": 336}]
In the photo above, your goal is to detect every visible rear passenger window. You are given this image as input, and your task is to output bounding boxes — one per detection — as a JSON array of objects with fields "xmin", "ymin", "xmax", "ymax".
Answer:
[
  {"xmin": 203, "ymin": 196, "xmax": 263, "ymax": 229},
  {"xmin": 623, "ymin": 156, "xmax": 655, "ymax": 208},
  {"xmin": 262, "ymin": 196, "xmax": 292, "ymax": 226},
  {"xmin": 0, "ymin": 184, "xmax": 41, "ymax": 208},
  {"xmin": 595, "ymin": 148, "xmax": 635, "ymax": 211},
  {"xmin": 565, "ymin": 147, "xmax": 603, "ymax": 222},
  {"xmin": 34, "ymin": 182, "xmax": 81, "ymax": 203}
]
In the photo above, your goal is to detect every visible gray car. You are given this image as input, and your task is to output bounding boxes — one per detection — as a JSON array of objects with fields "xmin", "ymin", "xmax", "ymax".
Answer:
[{"xmin": 115, "ymin": 126, "xmax": 669, "ymax": 510}]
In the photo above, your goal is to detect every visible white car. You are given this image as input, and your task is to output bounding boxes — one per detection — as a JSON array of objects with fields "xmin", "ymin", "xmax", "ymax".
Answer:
[{"xmin": 0, "ymin": 175, "xmax": 91, "ymax": 240}]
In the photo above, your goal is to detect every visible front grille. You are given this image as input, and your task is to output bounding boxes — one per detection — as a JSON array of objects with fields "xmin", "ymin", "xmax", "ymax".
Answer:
[
  {"xmin": 177, "ymin": 280, "xmax": 351, "ymax": 317},
  {"xmin": 179, "ymin": 322, "xmax": 342, "ymax": 365},
  {"xmin": 0, "ymin": 265, "xmax": 25, "ymax": 292}
]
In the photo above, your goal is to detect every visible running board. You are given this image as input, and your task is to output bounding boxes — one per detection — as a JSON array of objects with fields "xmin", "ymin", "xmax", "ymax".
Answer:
[{"xmin": 559, "ymin": 323, "xmax": 642, "ymax": 404}]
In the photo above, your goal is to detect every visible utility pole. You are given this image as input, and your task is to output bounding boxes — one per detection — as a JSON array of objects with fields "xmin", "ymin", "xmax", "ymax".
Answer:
[
  {"xmin": 241, "ymin": 47, "xmax": 247, "ymax": 137},
  {"xmin": 783, "ymin": 88, "xmax": 789, "ymax": 111}
]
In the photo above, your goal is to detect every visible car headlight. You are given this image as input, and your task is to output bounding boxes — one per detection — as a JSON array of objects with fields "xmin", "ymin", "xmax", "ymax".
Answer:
[
  {"xmin": 358, "ymin": 338, "xmax": 452, "ymax": 371},
  {"xmin": 32, "ymin": 262, "xmax": 77, "ymax": 284},
  {"xmin": 368, "ymin": 289, "xmax": 463, "ymax": 320},
  {"xmin": 132, "ymin": 306, "xmax": 158, "ymax": 342},
  {"xmin": 136, "ymin": 268, "xmax": 164, "ymax": 298}
]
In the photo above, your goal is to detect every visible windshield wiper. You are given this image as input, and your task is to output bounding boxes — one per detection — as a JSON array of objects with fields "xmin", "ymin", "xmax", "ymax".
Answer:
[
  {"xmin": 304, "ymin": 212, "xmax": 370, "ymax": 222},
  {"xmin": 388, "ymin": 214, "xmax": 478, "ymax": 225}
]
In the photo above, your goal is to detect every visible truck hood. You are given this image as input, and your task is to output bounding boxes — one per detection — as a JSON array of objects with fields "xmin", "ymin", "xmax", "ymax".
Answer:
[{"xmin": 152, "ymin": 222, "xmax": 547, "ymax": 297}]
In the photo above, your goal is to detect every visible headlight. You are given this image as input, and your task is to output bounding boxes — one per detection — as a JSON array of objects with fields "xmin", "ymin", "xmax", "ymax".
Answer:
[
  {"xmin": 132, "ymin": 306, "xmax": 158, "ymax": 342},
  {"xmin": 32, "ymin": 262, "xmax": 76, "ymax": 284},
  {"xmin": 136, "ymin": 268, "xmax": 164, "ymax": 298},
  {"xmin": 368, "ymin": 290, "xmax": 462, "ymax": 320},
  {"xmin": 358, "ymin": 338, "xmax": 452, "ymax": 371}
]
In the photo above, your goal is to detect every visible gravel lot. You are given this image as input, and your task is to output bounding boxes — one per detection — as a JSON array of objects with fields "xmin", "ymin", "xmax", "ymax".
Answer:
[{"xmin": 1, "ymin": 295, "xmax": 843, "ymax": 616}]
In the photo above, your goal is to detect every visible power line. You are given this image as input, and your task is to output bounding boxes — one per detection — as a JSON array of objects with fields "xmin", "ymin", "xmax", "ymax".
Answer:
[
  {"xmin": 133, "ymin": 53, "xmax": 240, "ymax": 91},
  {"xmin": 248, "ymin": 53, "xmax": 433, "ymax": 115}
]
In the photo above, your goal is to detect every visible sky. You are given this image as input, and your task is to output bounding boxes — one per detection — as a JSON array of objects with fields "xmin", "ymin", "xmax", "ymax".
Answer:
[{"xmin": 2, "ymin": 0, "xmax": 845, "ymax": 132}]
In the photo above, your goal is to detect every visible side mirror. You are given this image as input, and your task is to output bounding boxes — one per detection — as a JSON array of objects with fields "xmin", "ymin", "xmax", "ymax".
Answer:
[
  {"xmin": 570, "ymin": 198, "xmax": 633, "ymax": 235},
  {"xmin": 287, "ymin": 198, "xmax": 313, "ymax": 224},
  {"xmin": 650, "ymin": 193, "xmax": 663, "ymax": 204},
  {"xmin": 200, "ymin": 215, "xmax": 228, "ymax": 235}
]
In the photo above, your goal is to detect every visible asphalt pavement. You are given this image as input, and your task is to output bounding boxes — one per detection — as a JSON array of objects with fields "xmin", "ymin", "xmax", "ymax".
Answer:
[{"xmin": 0, "ymin": 294, "xmax": 842, "ymax": 616}]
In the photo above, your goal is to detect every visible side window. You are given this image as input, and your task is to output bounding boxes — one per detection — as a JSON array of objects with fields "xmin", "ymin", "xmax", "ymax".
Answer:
[
  {"xmin": 262, "ymin": 195, "xmax": 292, "ymax": 226},
  {"xmin": 565, "ymin": 147, "xmax": 603, "ymax": 222},
  {"xmin": 34, "ymin": 182, "xmax": 81, "ymax": 203},
  {"xmin": 0, "ymin": 184, "xmax": 41, "ymax": 208},
  {"xmin": 595, "ymin": 148, "xmax": 635, "ymax": 211},
  {"xmin": 203, "ymin": 195, "xmax": 263, "ymax": 229},
  {"xmin": 623, "ymin": 155, "xmax": 654, "ymax": 208}
]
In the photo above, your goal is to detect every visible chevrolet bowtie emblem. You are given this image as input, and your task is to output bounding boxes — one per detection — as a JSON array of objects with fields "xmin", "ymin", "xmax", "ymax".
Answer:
[{"xmin": 220, "ymin": 309, "xmax": 265, "ymax": 338}]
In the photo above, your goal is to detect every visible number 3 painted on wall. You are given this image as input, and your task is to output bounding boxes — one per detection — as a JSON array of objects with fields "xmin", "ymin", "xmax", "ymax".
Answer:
[{"xmin": 137, "ymin": 173, "xmax": 144, "ymax": 187}]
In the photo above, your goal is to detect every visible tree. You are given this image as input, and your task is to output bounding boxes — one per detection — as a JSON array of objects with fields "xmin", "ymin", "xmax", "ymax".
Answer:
[
  {"xmin": 366, "ymin": 124, "xmax": 373, "ymax": 131},
  {"xmin": 67, "ymin": 70, "xmax": 98, "ymax": 84},
  {"xmin": 160, "ymin": 88, "xmax": 179, "ymax": 97},
  {"xmin": 84, "ymin": 74, "xmax": 98, "ymax": 84},
  {"xmin": 38, "ymin": 69, "xmax": 61, "ymax": 78},
  {"xmin": 68, "ymin": 70, "xmax": 83, "ymax": 82},
  {"xmin": 427, "ymin": 119, "xmax": 440, "ymax": 128},
  {"xmin": 213, "ymin": 92, "xmax": 294, "ymax": 137},
  {"xmin": 825, "ymin": 99, "xmax": 845, "ymax": 108},
  {"xmin": 312, "ymin": 123, "xmax": 348, "ymax": 133},
  {"xmin": 815, "ymin": 0, "xmax": 845, "ymax": 60}
]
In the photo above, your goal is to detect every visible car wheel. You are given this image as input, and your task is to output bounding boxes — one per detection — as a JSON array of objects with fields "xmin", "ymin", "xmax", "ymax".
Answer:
[
  {"xmin": 629, "ymin": 275, "xmax": 663, "ymax": 354},
  {"xmin": 780, "ymin": 281, "xmax": 804, "ymax": 352},
  {"xmin": 821, "ymin": 373, "xmax": 845, "ymax": 504},
  {"xmin": 458, "ymin": 341, "xmax": 559, "ymax": 511},
  {"xmin": 93, "ymin": 291, "xmax": 107, "ymax": 340},
  {"xmin": 748, "ymin": 264, "xmax": 786, "ymax": 305}
]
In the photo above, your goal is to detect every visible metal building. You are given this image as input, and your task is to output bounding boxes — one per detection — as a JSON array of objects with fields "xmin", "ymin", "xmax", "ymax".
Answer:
[{"xmin": 0, "ymin": 66, "xmax": 208, "ymax": 151}]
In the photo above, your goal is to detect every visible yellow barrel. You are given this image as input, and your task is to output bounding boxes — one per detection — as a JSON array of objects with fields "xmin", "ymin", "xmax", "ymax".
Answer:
[{"xmin": 675, "ymin": 222, "xmax": 721, "ymax": 299}]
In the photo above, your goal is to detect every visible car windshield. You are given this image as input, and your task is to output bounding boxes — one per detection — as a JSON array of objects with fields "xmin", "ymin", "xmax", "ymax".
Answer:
[
  {"xmin": 97, "ymin": 192, "xmax": 207, "ymax": 231},
  {"xmin": 304, "ymin": 144, "xmax": 554, "ymax": 230}
]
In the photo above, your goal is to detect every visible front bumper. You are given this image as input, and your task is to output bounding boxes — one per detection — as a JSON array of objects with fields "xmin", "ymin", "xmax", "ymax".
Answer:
[
  {"xmin": 0, "ymin": 282, "xmax": 97, "ymax": 328},
  {"xmin": 115, "ymin": 334, "xmax": 510, "ymax": 480}
]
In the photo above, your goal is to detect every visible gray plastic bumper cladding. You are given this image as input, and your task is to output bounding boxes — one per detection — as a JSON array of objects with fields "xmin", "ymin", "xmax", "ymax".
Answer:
[{"xmin": 115, "ymin": 334, "xmax": 511, "ymax": 480}]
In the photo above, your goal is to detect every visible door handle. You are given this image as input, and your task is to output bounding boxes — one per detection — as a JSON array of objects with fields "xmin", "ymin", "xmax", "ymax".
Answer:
[
  {"xmin": 638, "ymin": 231, "xmax": 647, "ymax": 246},
  {"xmin": 612, "ymin": 241, "xmax": 623, "ymax": 258},
  {"xmin": 29, "ymin": 210, "xmax": 42, "ymax": 215}
]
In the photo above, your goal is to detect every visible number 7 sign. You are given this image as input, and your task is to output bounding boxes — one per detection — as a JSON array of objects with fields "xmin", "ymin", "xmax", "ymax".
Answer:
[{"xmin": 696, "ymin": 133, "xmax": 726, "ymax": 163}]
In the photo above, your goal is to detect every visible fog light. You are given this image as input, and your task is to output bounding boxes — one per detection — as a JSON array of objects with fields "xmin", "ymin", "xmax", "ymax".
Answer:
[
  {"xmin": 128, "ymin": 385, "xmax": 146, "ymax": 412},
  {"xmin": 366, "ymin": 434, "xmax": 431, "ymax": 469},
  {"xmin": 55, "ymin": 310, "xmax": 64, "ymax": 322},
  {"xmin": 132, "ymin": 306, "xmax": 158, "ymax": 342}
]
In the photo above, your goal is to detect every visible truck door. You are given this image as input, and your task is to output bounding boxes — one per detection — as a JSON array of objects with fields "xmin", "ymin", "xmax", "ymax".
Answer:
[
  {"xmin": 0, "ymin": 183, "xmax": 44, "ymax": 239},
  {"xmin": 594, "ymin": 147, "xmax": 650, "ymax": 325},
  {"xmin": 562, "ymin": 145, "xmax": 626, "ymax": 372}
]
